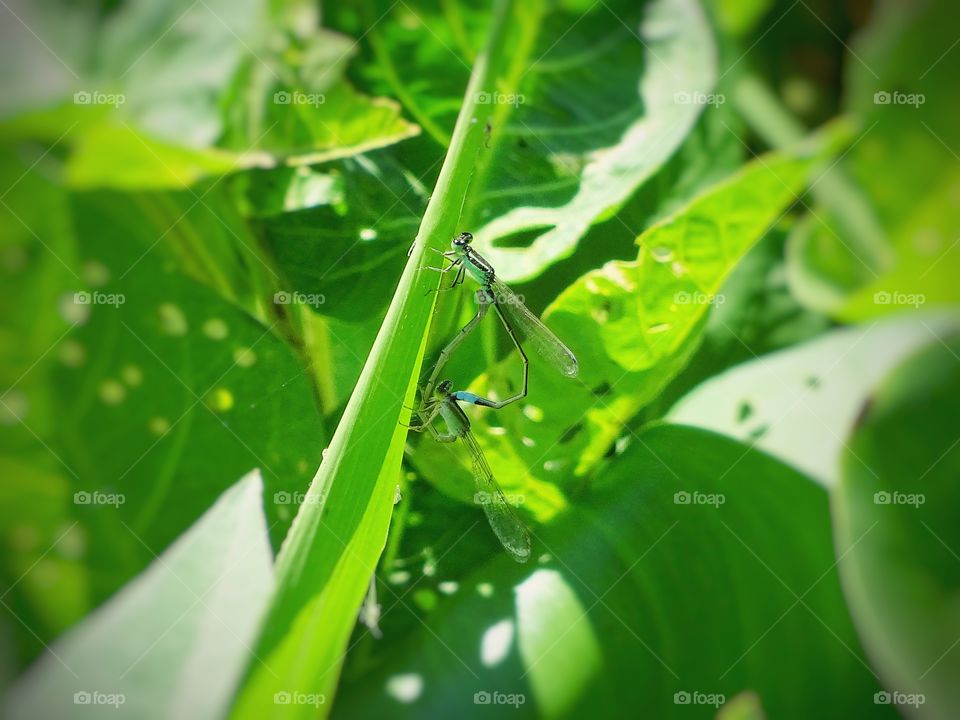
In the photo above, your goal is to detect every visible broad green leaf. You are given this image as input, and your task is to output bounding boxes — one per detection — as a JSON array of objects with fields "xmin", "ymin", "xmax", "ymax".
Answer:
[
  {"xmin": 331, "ymin": 0, "xmax": 719, "ymax": 283},
  {"xmin": 217, "ymin": 23, "xmax": 420, "ymax": 166},
  {"xmin": 834, "ymin": 335, "xmax": 960, "ymax": 719},
  {"xmin": 653, "ymin": 226, "xmax": 832, "ymax": 418},
  {"xmin": 0, "ymin": 1, "xmax": 420, "ymax": 189},
  {"xmin": 669, "ymin": 311, "xmax": 960, "ymax": 486},
  {"xmin": 3, "ymin": 471, "xmax": 274, "ymax": 720},
  {"xmin": 251, "ymin": 153, "xmax": 428, "ymax": 322},
  {"xmin": 228, "ymin": 5, "xmax": 519, "ymax": 717},
  {"xmin": 65, "ymin": 124, "xmax": 264, "ymax": 190},
  {"xmin": 437, "ymin": 131, "xmax": 842, "ymax": 515},
  {"xmin": 50, "ymin": 191, "xmax": 325, "ymax": 601},
  {"xmin": 474, "ymin": 0, "xmax": 718, "ymax": 282},
  {"xmin": 0, "ymin": 146, "xmax": 88, "ymax": 660},
  {"xmin": 0, "ymin": 0, "xmax": 263, "ymax": 167},
  {"xmin": 333, "ymin": 426, "xmax": 888, "ymax": 719},
  {"xmin": 731, "ymin": 76, "xmax": 892, "ymax": 317},
  {"xmin": 785, "ymin": 0, "xmax": 960, "ymax": 319},
  {"xmin": 325, "ymin": 2, "xmax": 491, "ymax": 145},
  {"xmin": 0, "ymin": 457, "xmax": 87, "ymax": 663},
  {"xmin": 90, "ymin": 0, "xmax": 263, "ymax": 149}
]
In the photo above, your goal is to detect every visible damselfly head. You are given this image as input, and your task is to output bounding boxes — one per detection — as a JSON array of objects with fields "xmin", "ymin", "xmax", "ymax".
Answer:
[
  {"xmin": 453, "ymin": 231, "xmax": 473, "ymax": 248},
  {"xmin": 437, "ymin": 379, "xmax": 453, "ymax": 394}
]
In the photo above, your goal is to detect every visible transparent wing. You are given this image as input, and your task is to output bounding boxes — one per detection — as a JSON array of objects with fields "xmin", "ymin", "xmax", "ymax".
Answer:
[
  {"xmin": 462, "ymin": 430, "xmax": 531, "ymax": 563},
  {"xmin": 490, "ymin": 277, "xmax": 579, "ymax": 377}
]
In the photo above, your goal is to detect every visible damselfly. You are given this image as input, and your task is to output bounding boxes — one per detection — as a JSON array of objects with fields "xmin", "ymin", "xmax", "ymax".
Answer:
[
  {"xmin": 424, "ymin": 231, "xmax": 578, "ymax": 404},
  {"xmin": 410, "ymin": 379, "xmax": 531, "ymax": 563}
]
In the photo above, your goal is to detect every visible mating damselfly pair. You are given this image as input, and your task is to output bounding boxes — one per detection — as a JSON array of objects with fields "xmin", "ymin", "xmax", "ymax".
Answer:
[{"xmin": 408, "ymin": 232, "xmax": 578, "ymax": 562}]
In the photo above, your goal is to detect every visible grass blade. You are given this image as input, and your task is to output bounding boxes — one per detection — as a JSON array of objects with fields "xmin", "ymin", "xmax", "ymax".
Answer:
[{"xmin": 229, "ymin": 2, "xmax": 519, "ymax": 717}]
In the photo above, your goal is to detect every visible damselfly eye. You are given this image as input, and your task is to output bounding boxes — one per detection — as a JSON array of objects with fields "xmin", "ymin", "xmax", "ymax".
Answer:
[
  {"xmin": 453, "ymin": 232, "xmax": 473, "ymax": 247},
  {"xmin": 437, "ymin": 379, "xmax": 453, "ymax": 393}
]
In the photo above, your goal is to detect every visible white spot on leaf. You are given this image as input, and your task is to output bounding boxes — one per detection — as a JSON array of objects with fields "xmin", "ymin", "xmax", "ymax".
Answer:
[
  {"xmin": 59, "ymin": 341, "xmax": 86, "ymax": 367},
  {"xmin": 149, "ymin": 417, "xmax": 171, "ymax": 436},
  {"xmin": 203, "ymin": 318, "xmax": 228, "ymax": 340},
  {"xmin": 121, "ymin": 365, "xmax": 143, "ymax": 387},
  {"xmin": 386, "ymin": 673, "xmax": 423, "ymax": 703},
  {"xmin": 233, "ymin": 347, "xmax": 256, "ymax": 368},
  {"xmin": 99, "ymin": 380, "xmax": 125, "ymax": 405},
  {"xmin": 158, "ymin": 303, "xmax": 188, "ymax": 337},
  {"xmin": 481, "ymin": 619, "xmax": 515, "ymax": 667}
]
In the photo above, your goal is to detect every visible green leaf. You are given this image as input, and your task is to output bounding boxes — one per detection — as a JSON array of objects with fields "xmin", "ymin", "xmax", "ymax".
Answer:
[
  {"xmin": 251, "ymin": 154, "xmax": 428, "ymax": 322},
  {"xmin": 0, "ymin": 1, "xmax": 420, "ymax": 189},
  {"xmin": 670, "ymin": 311, "xmax": 960, "ymax": 486},
  {"xmin": 218, "ymin": 27, "xmax": 420, "ymax": 164},
  {"xmin": 833, "ymin": 334, "xmax": 960, "ymax": 719},
  {"xmin": 3, "ymin": 471, "xmax": 274, "ymax": 720},
  {"xmin": 227, "ymin": 4, "xmax": 520, "ymax": 717},
  {"xmin": 0, "ymin": 146, "xmax": 89, "ymax": 662},
  {"xmin": 331, "ymin": 0, "xmax": 719, "ymax": 283},
  {"xmin": 52, "ymin": 192, "xmax": 325, "ymax": 600},
  {"xmin": 731, "ymin": 77, "xmax": 891, "ymax": 318},
  {"xmin": 785, "ymin": 0, "xmax": 960, "ymax": 319},
  {"xmin": 653, "ymin": 226, "xmax": 832, "ymax": 418},
  {"xmin": 334, "ymin": 426, "xmax": 886, "ymax": 718},
  {"xmin": 443, "ymin": 131, "xmax": 841, "ymax": 515},
  {"xmin": 474, "ymin": 0, "xmax": 719, "ymax": 282},
  {"xmin": 64, "ymin": 124, "xmax": 262, "ymax": 190}
]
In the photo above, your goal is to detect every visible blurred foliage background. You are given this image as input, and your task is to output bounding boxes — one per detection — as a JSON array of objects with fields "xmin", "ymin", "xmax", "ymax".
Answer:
[{"xmin": 0, "ymin": 0, "xmax": 958, "ymax": 718}]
